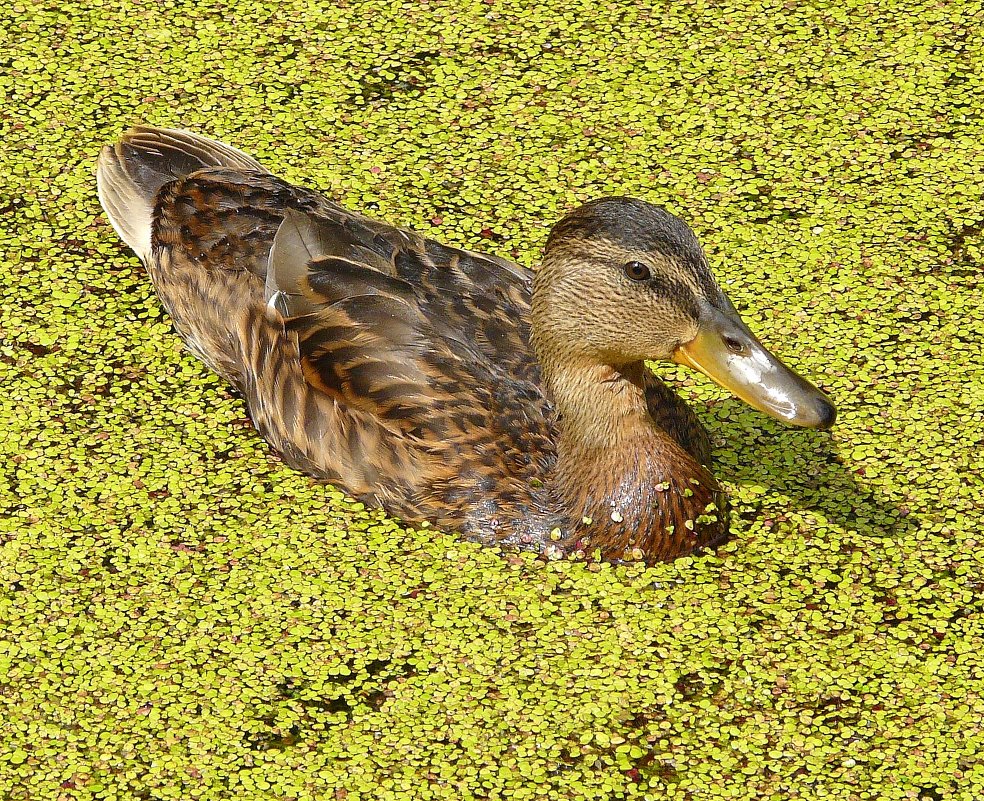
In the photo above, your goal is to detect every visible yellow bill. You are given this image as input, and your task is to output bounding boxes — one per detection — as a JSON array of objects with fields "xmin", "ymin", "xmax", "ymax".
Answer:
[{"xmin": 673, "ymin": 300, "xmax": 836, "ymax": 429}]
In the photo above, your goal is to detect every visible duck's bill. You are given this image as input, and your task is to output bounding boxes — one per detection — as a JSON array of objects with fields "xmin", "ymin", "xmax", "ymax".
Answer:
[{"xmin": 672, "ymin": 305, "xmax": 836, "ymax": 429}]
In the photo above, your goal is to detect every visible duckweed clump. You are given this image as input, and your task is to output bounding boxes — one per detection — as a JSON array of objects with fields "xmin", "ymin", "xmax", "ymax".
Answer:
[{"xmin": 2, "ymin": 0, "xmax": 982, "ymax": 798}]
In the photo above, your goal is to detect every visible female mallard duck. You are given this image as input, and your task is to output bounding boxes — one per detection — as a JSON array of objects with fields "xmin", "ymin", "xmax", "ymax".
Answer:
[{"xmin": 96, "ymin": 127, "xmax": 834, "ymax": 563}]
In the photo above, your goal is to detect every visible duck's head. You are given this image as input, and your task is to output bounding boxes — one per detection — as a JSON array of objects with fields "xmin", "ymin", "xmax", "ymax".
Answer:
[{"xmin": 533, "ymin": 197, "xmax": 835, "ymax": 429}]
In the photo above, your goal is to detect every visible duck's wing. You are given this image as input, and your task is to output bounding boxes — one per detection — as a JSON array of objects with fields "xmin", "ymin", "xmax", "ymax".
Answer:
[
  {"xmin": 266, "ymin": 209, "xmax": 549, "ymax": 443},
  {"xmin": 264, "ymin": 204, "xmax": 537, "ymax": 379},
  {"xmin": 265, "ymin": 208, "xmax": 557, "ymax": 535},
  {"xmin": 267, "ymin": 211, "xmax": 438, "ymax": 422}
]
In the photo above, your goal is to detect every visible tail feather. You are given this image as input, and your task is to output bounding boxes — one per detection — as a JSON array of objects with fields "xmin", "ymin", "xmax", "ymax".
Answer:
[{"xmin": 96, "ymin": 126, "xmax": 266, "ymax": 262}]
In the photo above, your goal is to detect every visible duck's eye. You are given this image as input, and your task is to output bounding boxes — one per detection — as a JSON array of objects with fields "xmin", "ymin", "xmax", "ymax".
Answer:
[
  {"xmin": 623, "ymin": 261, "xmax": 651, "ymax": 282},
  {"xmin": 724, "ymin": 336, "xmax": 745, "ymax": 354}
]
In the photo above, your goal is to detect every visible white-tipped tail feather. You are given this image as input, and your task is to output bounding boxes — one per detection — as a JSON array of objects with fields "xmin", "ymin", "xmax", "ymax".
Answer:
[{"xmin": 96, "ymin": 126, "xmax": 266, "ymax": 263}]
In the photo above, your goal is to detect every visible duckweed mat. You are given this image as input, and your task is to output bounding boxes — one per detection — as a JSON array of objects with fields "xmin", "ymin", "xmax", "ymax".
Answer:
[{"xmin": 2, "ymin": 0, "xmax": 983, "ymax": 799}]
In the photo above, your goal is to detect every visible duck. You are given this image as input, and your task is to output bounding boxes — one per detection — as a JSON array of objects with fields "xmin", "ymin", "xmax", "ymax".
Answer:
[{"xmin": 96, "ymin": 126, "xmax": 835, "ymax": 563}]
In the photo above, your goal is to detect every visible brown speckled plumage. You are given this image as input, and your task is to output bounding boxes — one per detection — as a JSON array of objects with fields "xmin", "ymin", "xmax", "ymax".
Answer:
[{"xmin": 97, "ymin": 127, "xmax": 740, "ymax": 563}]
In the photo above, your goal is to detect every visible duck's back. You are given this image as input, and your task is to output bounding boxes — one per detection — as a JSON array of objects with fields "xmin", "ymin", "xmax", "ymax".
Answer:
[{"xmin": 97, "ymin": 127, "xmax": 564, "ymax": 547}]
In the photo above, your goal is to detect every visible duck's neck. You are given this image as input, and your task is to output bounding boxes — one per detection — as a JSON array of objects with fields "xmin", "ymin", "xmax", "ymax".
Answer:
[
  {"xmin": 531, "ymin": 299, "xmax": 665, "ymax": 461},
  {"xmin": 538, "ymin": 356, "xmax": 657, "ymax": 451},
  {"xmin": 531, "ymin": 325, "xmax": 725, "ymax": 562}
]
